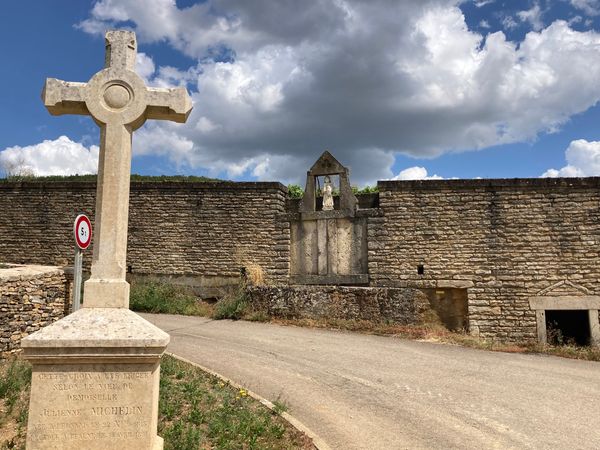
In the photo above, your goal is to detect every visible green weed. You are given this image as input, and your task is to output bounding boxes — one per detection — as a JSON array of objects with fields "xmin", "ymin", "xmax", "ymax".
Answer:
[
  {"xmin": 0, "ymin": 360, "xmax": 30, "ymax": 415},
  {"xmin": 213, "ymin": 286, "xmax": 248, "ymax": 320},
  {"xmin": 0, "ymin": 359, "xmax": 31, "ymax": 449},
  {"xmin": 272, "ymin": 396, "xmax": 289, "ymax": 416},
  {"xmin": 129, "ymin": 281, "xmax": 213, "ymax": 316},
  {"xmin": 287, "ymin": 184, "xmax": 304, "ymax": 199}
]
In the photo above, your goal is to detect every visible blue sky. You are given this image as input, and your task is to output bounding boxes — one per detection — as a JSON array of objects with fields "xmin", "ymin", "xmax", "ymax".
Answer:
[{"xmin": 2, "ymin": 0, "xmax": 600, "ymax": 185}]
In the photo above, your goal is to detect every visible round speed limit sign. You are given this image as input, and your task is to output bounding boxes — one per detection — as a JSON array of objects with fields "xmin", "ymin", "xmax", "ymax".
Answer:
[{"xmin": 74, "ymin": 214, "xmax": 92, "ymax": 250}]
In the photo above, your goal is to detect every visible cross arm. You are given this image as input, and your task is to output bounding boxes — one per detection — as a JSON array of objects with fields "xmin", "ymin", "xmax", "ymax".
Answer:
[
  {"xmin": 42, "ymin": 78, "xmax": 89, "ymax": 116},
  {"xmin": 144, "ymin": 87, "xmax": 193, "ymax": 123}
]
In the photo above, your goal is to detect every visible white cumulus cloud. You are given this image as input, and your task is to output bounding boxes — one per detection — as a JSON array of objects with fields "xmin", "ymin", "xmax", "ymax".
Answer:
[
  {"xmin": 58, "ymin": 1, "xmax": 600, "ymax": 185},
  {"xmin": 0, "ymin": 136, "xmax": 99, "ymax": 176},
  {"xmin": 0, "ymin": 136, "xmax": 99, "ymax": 177},
  {"xmin": 517, "ymin": 2, "xmax": 545, "ymax": 31},
  {"xmin": 542, "ymin": 139, "xmax": 600, "ymax": 177},
  {"xmin": 135, "ymin": 52, "xmax": 156, "ymax": 83},
  {"xmin": 570, "ymin": 0, "xmax": 600, "ymax": 16},
  {"xmin": 392, "ymin": 166, "xmax": 443, "ymax": 180}
]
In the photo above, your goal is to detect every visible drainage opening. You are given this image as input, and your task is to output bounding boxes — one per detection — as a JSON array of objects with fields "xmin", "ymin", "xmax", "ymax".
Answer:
[{"xmin": 546, "ymin": 310, "xmax": 590, "ymax": 346}]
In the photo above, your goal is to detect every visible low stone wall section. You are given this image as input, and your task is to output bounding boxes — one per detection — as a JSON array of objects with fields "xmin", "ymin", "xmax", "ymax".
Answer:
[
  {"xmin": 247, "ymin": 285, "xmax": 429, "ymax": 324},
  {"xmin": 0, "ymin": 264, "xmax": 66, "ymax": 357}
]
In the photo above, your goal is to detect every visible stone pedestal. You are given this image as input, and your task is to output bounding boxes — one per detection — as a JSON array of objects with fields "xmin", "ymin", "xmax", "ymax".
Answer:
[{"xmin": 21, "ymin": 308, "xmax": 169, "ymax": 450}]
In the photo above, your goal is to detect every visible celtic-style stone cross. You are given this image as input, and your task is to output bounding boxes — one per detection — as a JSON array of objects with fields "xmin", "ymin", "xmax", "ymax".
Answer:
[{"xmin": 42, "ymin": 30, "xmax": 192, "ymax": 308}]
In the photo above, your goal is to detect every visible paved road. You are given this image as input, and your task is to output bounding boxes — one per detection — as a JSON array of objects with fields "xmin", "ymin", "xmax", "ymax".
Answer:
[{"xmin": 141, "ymin": 313, "xmax": 600, "ymax": 450}]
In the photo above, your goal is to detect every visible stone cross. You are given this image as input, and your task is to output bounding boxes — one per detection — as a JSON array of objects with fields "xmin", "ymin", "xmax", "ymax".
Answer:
[{"xmin": 42, "ymin": 30, "xmax": 192, "ymax": 308}]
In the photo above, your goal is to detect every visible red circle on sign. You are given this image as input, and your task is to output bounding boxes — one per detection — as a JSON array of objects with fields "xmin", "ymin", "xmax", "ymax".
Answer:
[{"xmin": 74, "ymin": 214, "xmax": 92, "ymax": 250}]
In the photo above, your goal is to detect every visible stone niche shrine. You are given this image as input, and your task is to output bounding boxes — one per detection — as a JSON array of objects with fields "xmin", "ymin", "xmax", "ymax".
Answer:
[{"xmin": 21, "ymin": 30, "xmax": 192, "ymax": 449}]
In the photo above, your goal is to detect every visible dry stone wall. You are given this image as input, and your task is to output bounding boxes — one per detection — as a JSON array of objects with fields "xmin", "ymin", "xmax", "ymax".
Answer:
[
  {"xmin": 0, "ymin": 265, "xmax": 66, "ymax": 356},
  {"xmin": 247, "ymin": 285, "xmax": 430, "ymax": 324},
  {"xmin": 2, "ymin": 178, "xmax": 600, "ymax": 342},
  {"xmin": 370, "ymin": 178, "xmax": 600, "ymax": 341},
  {"xmin": 0, "ymin": 182, "xmax": 290, "ymax": 288}
]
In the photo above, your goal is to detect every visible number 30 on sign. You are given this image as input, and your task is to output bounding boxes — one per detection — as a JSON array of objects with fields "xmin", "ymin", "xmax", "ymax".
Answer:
[{"xmin": 74, "ymin": 214, "xmax": 92, "ymax": 250}]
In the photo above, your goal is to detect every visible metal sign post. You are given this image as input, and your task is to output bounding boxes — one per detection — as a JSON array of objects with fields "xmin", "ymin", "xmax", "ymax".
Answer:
[
  {"xmin": 72, "ymin": 214, "xmax": 92, "ymax": 312},
  {"xmin": 73, "ymin": 246, "xmax": 83, "ymax": 311}
]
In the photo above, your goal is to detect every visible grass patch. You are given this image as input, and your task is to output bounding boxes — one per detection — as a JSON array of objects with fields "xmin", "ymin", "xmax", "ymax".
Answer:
[
  {"xmin": 0, "ymin": 356, "xmax": 312, "ymax": 450},
  {"xmin": 129, "ymin": 280, "xmax": 263, "ymax": 321},
  {"xmin": 158, "ymin": 355, "xmax": 311, "ymax": 449},
  {"xmin": 0, "ymin": 359, "xmax": 31, "ymax": 449},
  {"xmin": 244, "ymin": 310, "xmax": 271, "ymax": 322},
  {"xmin": 129, "ymin": 281, "xmax": 214, "ymax": 317},
  {"xmin": 128, "ymin": 279, "xmax": 273, "ymax": 322}
]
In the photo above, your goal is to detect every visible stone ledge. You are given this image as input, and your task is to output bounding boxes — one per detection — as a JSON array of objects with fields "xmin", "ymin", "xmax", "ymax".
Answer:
[
  {"xmin": 21, "ymin": 308, "xmax": 169, "ymax": 349},
  {"xmin": 290, "ymin": 274, "xmax": 369, "ymax": 285},
  {"xmin": 529, "ymin": 295, "xmax": 600, "ymax": 310},
  {"xmin": 373, "ymin": 279, "xmax": 474, "ymax": 289},
  {"xmin": 437, "ymin": 280, "xmax": 475, "ymax": 289},
  {"xmin": 300, "ymin": 209, "xmax": 357, "ymax": 220},
  {"xmin": 0, "ymin": 264, "xmax": 64, "ymax": 282}
]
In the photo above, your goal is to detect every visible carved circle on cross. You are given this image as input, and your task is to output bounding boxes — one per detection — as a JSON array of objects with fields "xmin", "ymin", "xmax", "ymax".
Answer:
[
  {"xmin": 84, "ymin": 67, "xmax": 148, "ymax": 128},
  {"xmin": 103, "ymin": 83, "xmax": 131, "ymax": 110}
]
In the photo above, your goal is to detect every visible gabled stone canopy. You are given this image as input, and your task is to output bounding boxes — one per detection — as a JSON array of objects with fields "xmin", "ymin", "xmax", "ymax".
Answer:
[
  {"xmin": 299, "ymin": 151, "xmax": 358, "ymax": 214},
  {"xmin": 307, "ymin": 150, "xmax": 347, "ymax": 176}
]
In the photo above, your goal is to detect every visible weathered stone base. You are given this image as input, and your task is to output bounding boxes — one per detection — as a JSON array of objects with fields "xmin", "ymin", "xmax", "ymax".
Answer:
[
  {"xmin": 21, "ymin": 308, "xmax": 169, "ymax": 450},
  {"xmin": 247, "ymin": 285, "xmax": 430, "ymax": 324}
]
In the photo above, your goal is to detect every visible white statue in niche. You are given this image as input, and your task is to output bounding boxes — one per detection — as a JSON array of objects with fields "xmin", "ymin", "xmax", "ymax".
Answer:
[{"xmin": 322, "ymin": 175, "xmax": 334, "ymax": 210}]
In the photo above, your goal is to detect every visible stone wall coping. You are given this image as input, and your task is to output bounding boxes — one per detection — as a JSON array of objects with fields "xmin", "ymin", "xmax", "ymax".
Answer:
[
  {"xmin": 377, "ymin": 176, "xmax": 600, "ymax": 191},
  {"xmin": 0, "ymin": 180, "xmax": 288, "ymax": 192},
  {"xmin": 0, "ymin": 264, "xmax": 64, "ymax": 282}
]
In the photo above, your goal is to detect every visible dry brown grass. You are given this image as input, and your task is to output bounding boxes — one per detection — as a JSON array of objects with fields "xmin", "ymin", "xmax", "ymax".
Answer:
[
  {"xmin": 269, "ymin": 317, "xmax": 600, "ymax": 362},
  {"xmin": 244, "ymin": 264, "xmax": 266, "ymax": 286}
]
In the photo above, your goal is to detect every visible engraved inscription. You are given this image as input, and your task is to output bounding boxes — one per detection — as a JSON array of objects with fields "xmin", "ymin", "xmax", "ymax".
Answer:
[
  {"xmin": 92, "ymin": 406, "xmax": 142, "ymax": 416},
  {"xmin": 42, "ymin": 408, "xmax": 81, "ymax": 417},
  {"xmin": 27, "ymin": 367, "xmax": 155, "ymax": 447}
]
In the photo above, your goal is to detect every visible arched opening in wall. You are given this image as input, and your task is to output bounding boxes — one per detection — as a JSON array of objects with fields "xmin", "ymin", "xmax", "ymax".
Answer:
[
  {"xmin": 422, "ymin": 288, "xmax": 468, "ymax": 331},
  {"xmin": 546, "ymin": 310, "xmax": 591, "ymax": 346}
]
